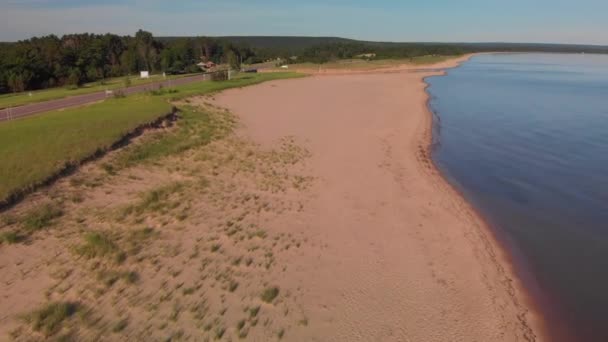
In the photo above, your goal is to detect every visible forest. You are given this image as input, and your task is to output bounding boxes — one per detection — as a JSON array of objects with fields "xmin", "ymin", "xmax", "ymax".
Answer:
[{"xmin": 0, "ymin": 30, "xmax": 253, "ymax": 94}]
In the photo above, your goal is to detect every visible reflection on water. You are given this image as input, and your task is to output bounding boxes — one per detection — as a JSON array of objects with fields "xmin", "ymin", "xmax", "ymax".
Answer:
[{"xmin": 427, "ymin": 53, "xmax": 608, "ymax": 342}]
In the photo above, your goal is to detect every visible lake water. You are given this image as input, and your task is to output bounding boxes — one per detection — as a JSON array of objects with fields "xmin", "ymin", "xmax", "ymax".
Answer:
[{"xmin": 427, "ymin": 53, "xmax": 608, "ymax": 342}]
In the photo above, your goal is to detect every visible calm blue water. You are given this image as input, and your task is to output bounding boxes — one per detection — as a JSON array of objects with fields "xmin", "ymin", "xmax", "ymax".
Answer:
[{"xmin": 427, "ymin": 53, "xmax": 608, "ymax": 342}]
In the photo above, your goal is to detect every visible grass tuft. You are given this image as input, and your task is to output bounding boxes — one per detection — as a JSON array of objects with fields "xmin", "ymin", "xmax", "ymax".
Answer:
[
  {"xmin": 97, "ymin": 270, "xmax": 139, "ymax": 287},
  {"xmin": 112, "ymin": 318, "xmax": 129, "ymax": 333},
  {"xmin": 22, "ymin": 203, "xmax": 63, "ymax": 232},
  {"xmin": 261, "ymin": 286, "xmax": 280, "ymax": 303},
  {"xmin": 74, "ymin": 231, "xmax": 118, "ymax": 259},
  {"xmin": 249, "ymin": 305, "xmax": 260, "ymax": 318},
  {"xmin": 26, "ymin": 302, "xmax": 79, "ymax": 336},
  {"xmin": 228, "ymin": 281, "xmax": 239, "ymax": 292},
  {"xmin": 237, "ymin": 319, "xmax": 246, "ymax": 330},
  {"xmin": 122, "ymin": 183, "xmax": 184, "ymax": 218},
  {"xmin": 0, "ymin": 231, "xmax": 25, "ymax": 244},
  {"xmin": 214, "ymin": 326, "xmax": 226, "ymax": 340}
]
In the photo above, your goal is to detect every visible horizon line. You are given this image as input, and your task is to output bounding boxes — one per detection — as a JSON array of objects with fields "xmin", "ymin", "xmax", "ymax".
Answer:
[{"xmin": 1, "ymin": 33, "xmax": 608, "ymax": 48}]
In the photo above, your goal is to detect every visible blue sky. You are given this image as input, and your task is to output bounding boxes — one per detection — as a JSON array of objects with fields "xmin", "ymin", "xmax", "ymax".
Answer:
[{"xmin": 1, "ymin": 0, "xmax": 607, "ymax": 44}]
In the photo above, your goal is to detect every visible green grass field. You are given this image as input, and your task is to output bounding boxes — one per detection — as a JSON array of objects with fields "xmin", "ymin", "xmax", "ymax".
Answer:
[
  {"xmin": 0, "ymin": 72, "xmax": 303, "ymax": 203},
  {"xmin": 0, "ymin": 73, "xmax": 199, "ymax": 109}
]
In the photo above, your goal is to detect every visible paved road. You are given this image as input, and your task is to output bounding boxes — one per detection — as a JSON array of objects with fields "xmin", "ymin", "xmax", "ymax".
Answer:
[{"xmin": 0, "ymin": 74, "xmax": 210, "ymax": 121}]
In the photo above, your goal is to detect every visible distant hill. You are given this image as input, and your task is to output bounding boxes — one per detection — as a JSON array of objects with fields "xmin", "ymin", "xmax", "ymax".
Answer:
[
  {"xmin": 208, "ymin": 36, "xmax": 608, "ymax": 55},
  {"xmin": 216, "ymin": 36, "xmax": 356, "ymax": 54}
]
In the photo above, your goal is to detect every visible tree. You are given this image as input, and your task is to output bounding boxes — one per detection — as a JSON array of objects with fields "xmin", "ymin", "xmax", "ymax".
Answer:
[
  {"xmin": 226, "ymin": 50, "xmax": 241, "ymax": 70},
  {"xmin": 0, "ymin": 31, "xmax": 263, "ymax": 94},
  {"xmin": 134, "ymin": 29, "xmax": 156, "ymax": 72},
  {"xmin": 66, "ymin": 68, "xmax": 82, "ymax": 87},
  {"xmin": 7, "ymin": 73, "xmax": 26, "ymax": 93}
]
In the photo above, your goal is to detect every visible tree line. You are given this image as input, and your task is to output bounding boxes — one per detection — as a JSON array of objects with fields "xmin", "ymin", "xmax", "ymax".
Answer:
[
  {"xmin": 297, "ymin": 42, "xmax": 472, "ymax": 63},
  {"xmin": 0, "ymin": 30, "xmax": 252, "ymax": 94},
  {"xmin": 5, "ymin": 31, "xmax": 606, "ymax": 94}
]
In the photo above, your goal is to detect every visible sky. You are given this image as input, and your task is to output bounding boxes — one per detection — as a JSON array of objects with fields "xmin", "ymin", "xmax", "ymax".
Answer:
[{"xmin": 1, "ymin": 0, "xmax": 607, "ymax": 45}]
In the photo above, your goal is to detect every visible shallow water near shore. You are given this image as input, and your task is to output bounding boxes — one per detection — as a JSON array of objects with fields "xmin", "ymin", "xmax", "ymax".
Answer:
[{"xmin": 427, "ymin": 53, "xmax": 608, "ymax": 342}]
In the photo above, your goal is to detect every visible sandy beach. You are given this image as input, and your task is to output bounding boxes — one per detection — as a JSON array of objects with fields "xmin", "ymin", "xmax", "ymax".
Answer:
[
  {"xmin": 213, "ymin": 56, "xmax": 545, "ymax": 341},
  {"xmin": 0, "ymin": 56, "xmax": 545, "ymax": 341}
]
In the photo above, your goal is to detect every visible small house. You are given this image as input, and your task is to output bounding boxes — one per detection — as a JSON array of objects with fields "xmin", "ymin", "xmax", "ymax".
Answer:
[
  {"xmin": 197, "ymin": 61, "xmax": 217, "ymax": 72},
  {"xmin": 355, "ymin": 53, "xmax": 377, "ymax": 59}
]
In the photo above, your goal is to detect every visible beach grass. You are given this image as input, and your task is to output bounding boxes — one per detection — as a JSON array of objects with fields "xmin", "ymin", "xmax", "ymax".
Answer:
[
  {"xmin": 0, "ymin": 72, "xmax": 302, "ymax": 204},
  {"xmin": 0, "ymin": 73, "xmax": 198, "ymax": 109},
  {"xmin": 25, "ymin": 301, "xmax": 80, "ymax": 336}
]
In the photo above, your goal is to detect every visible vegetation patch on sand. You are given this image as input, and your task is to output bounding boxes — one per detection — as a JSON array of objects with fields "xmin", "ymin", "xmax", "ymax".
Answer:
[{"xmin": 24, "ymin": 301, "xmax": 80, "ymax": 337}]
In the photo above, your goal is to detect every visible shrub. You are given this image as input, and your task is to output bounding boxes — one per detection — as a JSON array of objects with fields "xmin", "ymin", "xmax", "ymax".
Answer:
[
  {"xmin": 210, "ymin": 70, "xmax": 229, "ymax": 81},
  {"xmin": 66, "ymin": 69, "xmax": 82, "ymax": 87},
  {"xmin": 113, "ymin": 90, "xmax": 126, "ymax": 98},
  {"xmin": 149, "ymin": 86, "xmax": 179, "ymax": 96}
]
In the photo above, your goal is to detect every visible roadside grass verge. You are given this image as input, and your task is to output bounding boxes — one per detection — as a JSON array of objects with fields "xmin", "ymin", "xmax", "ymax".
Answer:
[
  {"xmin": 0, "ymin": 72, "xmax": 301, "ymax": 206},
  {"xmin": 0, "ymin": 73, "xmax": 198, "ymax": 109},
  {"xmin": 0, "ymin": 95, "xmax": 172, "ymax": 204}
]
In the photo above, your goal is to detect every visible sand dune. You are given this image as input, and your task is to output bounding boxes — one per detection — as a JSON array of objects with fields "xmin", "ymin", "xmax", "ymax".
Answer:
[{"xmin": 213, "ymin": 57, "xmax": 545, "ymax": 341}]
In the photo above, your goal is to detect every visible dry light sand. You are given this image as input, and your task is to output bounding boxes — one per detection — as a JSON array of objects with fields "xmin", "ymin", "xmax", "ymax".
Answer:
[{"xmin": 213, "ymin": 56, "xmax": 545, "ymax": 341}]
